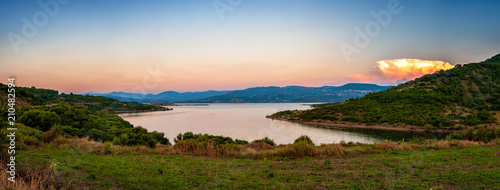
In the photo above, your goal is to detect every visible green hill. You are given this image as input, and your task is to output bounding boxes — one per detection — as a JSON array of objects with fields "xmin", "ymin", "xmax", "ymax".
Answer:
[
  {"xmin": 269, "ymin": 54, "xmax": 500, "ymax": 130},
  {"xmin": 0, "ymin": 85, "xmax": 172, "ymax": 149}
]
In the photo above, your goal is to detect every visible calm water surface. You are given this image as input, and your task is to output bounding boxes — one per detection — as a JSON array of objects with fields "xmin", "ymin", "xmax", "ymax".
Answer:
[{"xmin": 119, "ymin": 103, "xmax": 443, "ymax": 145}]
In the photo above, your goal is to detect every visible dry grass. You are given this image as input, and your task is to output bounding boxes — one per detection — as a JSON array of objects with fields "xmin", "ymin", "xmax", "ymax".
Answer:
[
  {"xmin": 323, "ymin": 144, "xmax": 345, "ymax": 155},
  {"xmin": 26, "ymin": 136, "xmax": 500, "ymax": 160},
  {"xmin": 172, "ymin": 140, "xmax": 247, "ymax": 157},
  {"xmin": 0, "ymin": 158, "xmax": 65, "ymax": 190},
  {"xmin": 275, "ymin": 142, "xmax": 319, "ymax": 157},
  {"xmin": 245, "ymin": 142, "xmax": 275, "ymax": 151},
  {"xmin": 433, "ymin": 141, "xmax": 451, "ymax": 150},
  {"xmin": 42, "ymin": 127, "xmax": 61, "ymax": 143}
]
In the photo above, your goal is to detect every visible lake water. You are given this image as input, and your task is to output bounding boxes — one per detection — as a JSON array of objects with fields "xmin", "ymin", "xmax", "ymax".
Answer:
[{"xmin": 119, "ymin": 103, "xmax": 443, "ymax": 145}]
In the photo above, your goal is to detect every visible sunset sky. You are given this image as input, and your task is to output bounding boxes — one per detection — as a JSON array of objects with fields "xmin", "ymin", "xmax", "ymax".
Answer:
[{"xmin": 1, "ymin": 0, "xmax": 499, "ymax": 93}]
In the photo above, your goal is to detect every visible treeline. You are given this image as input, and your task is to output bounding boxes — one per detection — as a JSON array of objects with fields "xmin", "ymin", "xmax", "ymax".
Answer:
[{"xmin": 270, "ymin": 54, "xmax": 500, "ymax": 129}]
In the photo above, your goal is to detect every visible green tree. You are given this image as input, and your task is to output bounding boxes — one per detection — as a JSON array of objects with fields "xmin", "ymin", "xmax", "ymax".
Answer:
[{"xmin": 18, "ymin": 110, "xmax": 61, "ymax": 131}]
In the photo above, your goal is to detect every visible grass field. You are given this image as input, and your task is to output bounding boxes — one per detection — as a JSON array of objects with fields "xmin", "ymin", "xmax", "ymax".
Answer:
[{"xmin": 14, "ymin": 144, "xmax": 500, "ymax": 189}]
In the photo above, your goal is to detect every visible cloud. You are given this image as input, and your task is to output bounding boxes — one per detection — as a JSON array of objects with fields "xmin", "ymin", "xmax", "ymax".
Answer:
[
  {"xmin": 376, "ymin": 59, "xmax": 455, "ymax": 80},
  {"xmin": 348, "ymin": 59, "xmax": 456, "ymax": 84}
]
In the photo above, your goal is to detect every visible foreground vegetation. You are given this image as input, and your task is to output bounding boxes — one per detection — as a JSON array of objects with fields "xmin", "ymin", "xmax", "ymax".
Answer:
[
  {"xmin": 2, "ymin": 133, "xmax": 499, "ymax": 189},
  {"xmin": 269, "ymin": 54, "xmax": 500, "ymax": 130}
]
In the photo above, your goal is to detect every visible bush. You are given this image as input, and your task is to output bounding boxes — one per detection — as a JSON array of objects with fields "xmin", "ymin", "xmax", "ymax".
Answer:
[
  {"xmin": 173, "ymin": 139, "xmax": 198, "ymax": 153},
  {"xmin": 449, "ymin": 126, "xmax": 499, "ymax": 143},
  {"xmin": 174, "ymin": 132, "xmax": 234, "ymax": 145},
  {"xmin": 87, "ymin": 129, "xmax": 107, "ymax": 142},
  {"xmin": 293, "ymin": 135, "xmax": 313, "ymax": 145},
  {"xmin": 61, "ymin": 126, "xmax": 83, "ymax": 138},
  {"xmin": 245, "ymin": 142, "xmax": 274, "ymax": 151},
  {"xmin": 235, "ymin": 139, "xmax": 249, "ymax": 145},
  {"xmin": 22, "ymin": 136, "xmax": 41, "ymax": 146},
  {"xmin": 43, "ymin": 126, "xmax": 61, "ymax": 143},
  {"xmin": 448, "ymin": 133, "xmax": 464, "ymax": 140},
  {"xmin": 252, "ymin": 137, "xmax": 276, "ymax": 146},
  {"xmin": 52, "ymin": 137, "xmax": 72, "ymax": 145},
  {"xmin": 18, "ymin": 110, "xmax": 61, "ymax": 131},
  {"xmin": 149, "ymin": 131, "xmax": 170, "ymax": 145},
  {"xmin": 424, "ymin": 124, "xmax": 434, "ymax": 131},
  {"xmin": 278, "ymin": 141, "xmax": 318, "ymax": 157}
]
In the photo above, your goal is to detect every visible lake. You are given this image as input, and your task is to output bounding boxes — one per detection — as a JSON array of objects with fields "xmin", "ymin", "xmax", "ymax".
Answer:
[{"xmin": 119, "ymin": 103, "xmax": 444, "ymax": 145}]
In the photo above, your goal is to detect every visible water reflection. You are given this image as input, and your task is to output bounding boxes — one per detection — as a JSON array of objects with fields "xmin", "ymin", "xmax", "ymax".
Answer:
[{"xmin": 119, "ymin": 103, "xmax": 444, "ymax": 145}]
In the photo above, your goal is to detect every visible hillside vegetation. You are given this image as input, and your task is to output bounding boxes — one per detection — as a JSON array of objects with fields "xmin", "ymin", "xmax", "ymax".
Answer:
[
  {"xmin": 269, "ymin": 54, "xmax": 500, "ymax": 130},
  {"xmin": 0, "ymin": 85, "xmax": 172, "ymax": 150},
  {"xmin": 0, "ymin": 84, "xmax": 169, "ymax": 113}
]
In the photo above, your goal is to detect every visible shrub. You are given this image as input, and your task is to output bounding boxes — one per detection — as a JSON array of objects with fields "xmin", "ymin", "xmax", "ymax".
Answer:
[
  {"xmin": 43, "ymin": 126, "xmax": 61, "ymax": 143},
  {"xmin": 148, "ymin": 131, "xmax": 170, "ymax": 145},
  {"xmin": 372, "ymin": 141, "xmax": 412, "ymax": 151},
  {"xmin": 61, "ymin": 126, "xmax": 83, "ymax": 138},
  {"xmin": 18, "ymin": 110, "xmax": 61, "ymax": 132},
  {"xmin": 339, "ymin": 140, "xmax": 347, "ymax": 146},
  {"xmin": 22, "ymin": 136, "xmax": 41, "ymax": 146},
  {"xmin": 424, "ymin": 124, "xmax": 434, "ymax": 131},
  {"xmin": 174, "ymin": 132, "xmax": 233, "ymax": 145},
  {"xmin": 87, "ymin": 129, "xmax": 107, "ymax": 142},
  {"xmin": 235, "ymin": 139, "xmax": 249, "ymax": 145},
  {"xmin": 447, "ymin": 133, "xmax": 464, "ymax": 140},
  {"xmin": 293, "ymin": 135, "xmax": 313, "ymax": 145},
  {"xmin": 252, "ymin": 137, "xmax": 276, "ymax": 146},
  {"xmin": 245, "ymin": 142, "xmax": 274, "ymax": 151},
  {"xmin": 433, "ymin": 141, "xmax": 450, "ymax": 150},
  {"xmin": 373, "ymin": 141, "xmax": 396, "ymax": 151},
  {"xmin": 52, "ymin": 137, "xmax": 72, "ymax": 145},
  {"xmin": 277, "ymin": 142, "xmax": 318, "ymax": 157},
  {"xmin": 173, "ymin": 139, "xmax": 198, "ymax": 153}
]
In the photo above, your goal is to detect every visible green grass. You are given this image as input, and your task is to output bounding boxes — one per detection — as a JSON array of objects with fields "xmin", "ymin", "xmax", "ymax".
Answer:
[{"xmin": 17, "ymin": 145, "xmax": 500, "ymax": 189}]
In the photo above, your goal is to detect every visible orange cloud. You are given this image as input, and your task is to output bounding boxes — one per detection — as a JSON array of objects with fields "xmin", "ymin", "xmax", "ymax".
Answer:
[
  {"xmin": 348, "ymin": 59, "xmax": 457, "ymax": 84},
  {"xmin": 376, "ymin": 59, "xmax": 455, "ymax": 80}
]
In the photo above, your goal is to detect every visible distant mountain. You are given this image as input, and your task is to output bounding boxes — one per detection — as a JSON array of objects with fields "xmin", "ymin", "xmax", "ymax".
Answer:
[
  {"xmin": 269, "ymin": 53, "xmax": 500, "ymax": 129},
  {"xmin": 181, "ymin": 83, "xmax": 391, "ymax": 103},
  {"xmin": 85, "ymin": 83, "xmax": 390, "ymax": 103},
  {"xmin": 85, "ymin": 90, "xmax": 233, "ymax": 103}
]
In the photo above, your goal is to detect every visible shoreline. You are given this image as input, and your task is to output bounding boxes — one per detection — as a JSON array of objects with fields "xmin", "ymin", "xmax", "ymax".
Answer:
[
  {"xmin": 270, "ymin": 117, "xmax": 462, "ymax": 133},
  {"xmin": 109, "ymin": 108, "xmax": 171, "ymax": 114}
]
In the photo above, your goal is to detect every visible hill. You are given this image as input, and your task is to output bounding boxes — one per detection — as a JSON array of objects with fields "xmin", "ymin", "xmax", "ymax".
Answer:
[
  {"xmin": 182, "ymin": 83, "xmax": 391, "ymax": 103},
  {"xmin": 269, "ymin": 53, "xmax": 500, "ymax": 130},
  {"xmin": 0, "ymin": 85, "xmax": 172, "ymax": 149},
  {"xmin": 0, "ymin": 84, "xmax": 169, "ymax": 113}
]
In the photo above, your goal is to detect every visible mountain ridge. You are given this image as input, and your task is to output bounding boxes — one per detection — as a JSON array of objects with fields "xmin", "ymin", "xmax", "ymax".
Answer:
[{"xmin": 85, "ymin": 83, "xmax": 391, "ymax": 103}]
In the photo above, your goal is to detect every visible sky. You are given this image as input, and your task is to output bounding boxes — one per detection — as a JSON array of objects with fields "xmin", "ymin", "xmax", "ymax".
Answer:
[{"xmin": 0, "ymin": 0, "xmax": 499, "ymax": 94}]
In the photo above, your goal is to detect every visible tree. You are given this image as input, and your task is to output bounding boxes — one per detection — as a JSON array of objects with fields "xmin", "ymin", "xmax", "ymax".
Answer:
[
  {"xmin": 87, "ymin": 129, "xmax": 107, "ymax": 142},
  {"xmin": 18, "ymin": 110, "xmax": 61, "ymax": 131}
]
